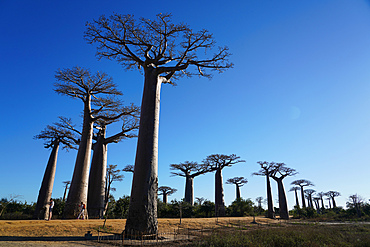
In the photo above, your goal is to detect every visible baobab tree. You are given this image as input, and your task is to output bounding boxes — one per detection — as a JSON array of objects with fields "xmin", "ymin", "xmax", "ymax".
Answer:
[
  {"xmin": 347, "ymin": 194, "xmax": 364, "ymax": 217},
  {"xmin": 270, "ymin": 163, "xmax": 298, "ymax": 220},
  {"xmin": 317, "ymin": 192, "xmax": 325, "ymax": 209},
  {"xmin": 33, "ymin": 121, "xmax": 78, "ymax": 219},
  {"xmin": 252, "ymin": 161, "xmax": 276, "ymax": 219},
  {"xmin": 85, "ymin": 13, "xmax": 232, "ymax": 234},
  {"xmin": 290, "ymin": 179, "xmax": 314, "ymax": 208},
  {"xmin": 158, "ymin": 186, "xmax": 177, "ymax": 204},
  {"xmin": 55, "ymin": 66, "xmax": 129, "ymax": 218},
  {"xmin": 195, "ymin": 197, "xmax": 205, "ymax": 206},
  {"xmin": 88, "ymin": 112, "xmax": 139, "ymax": 219},
  {"xmin": 170, "ymin": 161, "xmax": 213, "ymax": 205},
  {"xmin": 304, "ymin": 189, "xmax": 316, "ymax": 209},
  {"xmin": 62, "ymin": 181, "xmax": 71, "ymax": 202},
  {"xmin": 203, "ymin": 154, "xmax": 245, "ymax": 217},
  {"xmin": 226, "ymin": 177, "xmax": 248, "ymax": 200},
  {"xmin": 325, "ymin": 191, "xmax": 341, "ymax": 208},
  {"xmin": 289, "ymin": 186, "xmax": 300, "ymax": 208},
  {"xmin": 313, "ymin": 197, "xmax": 321, "ymax": 210}
]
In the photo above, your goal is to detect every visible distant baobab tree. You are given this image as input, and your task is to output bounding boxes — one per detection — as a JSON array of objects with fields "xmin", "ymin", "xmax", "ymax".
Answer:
[
  {"xmin": 326, "ymin": 197, "xmax": 332, "ymax": 209},
  {"xmin": 170, "ymin": 161, "xmax": 213, "ymax": 205},
  {"xmin": 85, "ymin": 13, "xmax": 232, "ymax": 235},
  {"xmin": 317, "ymin": 192, "xmax": 325, "ymax": 209},
  {"xmin": 33, "ymin": 120, "xmax": 78, "ymax": 220},
  {"xmin": 347, "ymin": 194, "xmax": 364, "ymax": 217},
  {"xmin": 255, "ymin": 196, "xmax": 264, "ymax": 213},
  {"xmin": 325, "ymin": 190, "xmax": 341, "ymax": 208},
  {"xmin": 88, "ymin": 111, "xmax": 139, "ymax": 219},
  {"xmin": 270, "ymin": 162, "xmax": 298, "ymax": 220},
  {"xmin": 55, "ymin": 66, "xmax": 129, "ymax": 219},
  {"xmin": 195, "ymin": 197, "xmax": 205, "ymax": 206},
  {"xmin": 304, "ymin": 189, "xmax": 316, "ymax": 209},
  {"xmin": 158, "ymin": 186, "xmax": 177, "ymax": 204},
  {"xmin": 313, "ymin": 197, "xmax": 321, "ymax": 210},
  {"xmin": 290, "ymin": 179, "xmax": 314, "ymax": 208},
  {"xmin": 203, "ymin": 154, "xmax": 245, "ymax": 217},
  {"xmin": 252, "ymin": 161, "xmax": 276, "ymax": 219},
  {"xmin": 62, "ymin": 181, "xmax": 71, "ymax": 202},
  {"xmin": 226, "ymin": 177, "xmax": 248, "ymax": 200},
  {"xmin": 289, "ymin": 186, "xmax": 300, "ymax": 208}
]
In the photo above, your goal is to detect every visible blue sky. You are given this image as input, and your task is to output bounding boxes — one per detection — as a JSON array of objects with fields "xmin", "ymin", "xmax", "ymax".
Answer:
[{"xmin": 1, "ymin": 0, "xmax": 370, "ymax": 211}]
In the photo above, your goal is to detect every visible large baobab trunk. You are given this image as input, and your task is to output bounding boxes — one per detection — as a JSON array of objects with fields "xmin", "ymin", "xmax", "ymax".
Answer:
[
  {"xmin": 300, "ymin": 186, "xmax": 306, "ymax": 208},
  {"xmin": 275, "ymin": 178, "xmax": 289, "ymax": 220},
  {"xmin": 235, "ymin": 184, "xmax": 241, "ymax": 200},
  {"xmin": 64, "ymin": 104, "xmax": 93, "ymax": 219},
  {"xmin": 87, "ymin": 128, "xmax": 107, "ymax": 218},
  {"xmin": 331, "ymin": 197, "xmax": 337, "ymax": 208},
  {"xmin": 215, "ymin": 169, "xmax": 225, "ymax": 216},
  {"xmin": 162, "ymin": 193, "xmax": 168, "ymax": 204},
  {"xmin": 33, "ymin": 140, "xmax": 60, "ymax": 219},
  {"xmin": 184, "ymin": 176, "xmax": 194, "ymax": 205},
  {"xmin": 125, "ymin": 68, "xmax": 160, "ymax": 234},
  {"xmin": 266, "ymin": 174, "xmax": 274, "ymax": 219}
]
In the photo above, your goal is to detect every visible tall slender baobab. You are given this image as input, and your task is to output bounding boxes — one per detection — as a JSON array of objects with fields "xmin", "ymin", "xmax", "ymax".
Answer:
[
  {"xmin": 289, "ymin": 186, "xmax": 300, "ymax": 208},
  {"xmin": 55, "ymin": 66, "xmax": 129, "ymax": 218},
  {"xmin": 290, "ymin": 179, "xmax": 314, "ymax": 208},
  {"xmin": 62, "ymin": 181, "xmax": 71, "ymax": 202},
  {"xmin": 304, "ymin": 189, "xmax": 316, "ymax": 209},
  {"xmin": 317, "ymin": 192, "xmax": 325, "ymax": 209},
  {"xmin": 170, "ymin": 161, "xmax": 213, "ymax": 205},
  {"xmin": 325, "ymin": 191, "xmax": 341, "ymax": 208},
  {"xmin": 203, "ymin": 154, "xmax": 245, "ymax": 217},
  {"xmin": 85, "ymin": 13, "xmax": 232, "ymax": 234},
  {"xmin": 252, "ymin": 161, "xmax": 276, "ymax": 219},
  {"xmin": 226, "ymin": 177, "xmax": 248, "ymax": 200},
  {"xmin": 158, "ymin": 186, "xmax": 177, "ymax": 204},
  {"xmin": 88, "ymin": 113, "xmax": 139, "ymax": 219},
  {"xmin": 33, "ymin": 121, "xmax": 78, "ymax": 219},
  {"xmin": 270, "ymin": 163, "xmax": 298, "ymax": 220}
]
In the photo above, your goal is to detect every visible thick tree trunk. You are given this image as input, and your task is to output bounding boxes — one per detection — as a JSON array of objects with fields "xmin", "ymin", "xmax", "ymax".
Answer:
[
  {"xmin": 332, "ymin": 197, "xmax": 336, "ymax": 208},
  {"xmin": 215, "ymin": 169, "xmax": 225, "ymax": 216},
  {"xmin": 294, "ymin": 189, "xmax": 300, "ymax": 208},
  {"xmin": 236, "ymin": 184, "xmax": 241, "ymax": 200},
  {"xmin": 87, "ymin": 129, "xmax": 107, "ymax": 219},
  {"xmin": 163, "ymin": 194, "xmax": 167, "ymax": 204},
  {"xmin": 309, "ymin": 195, "xmax": 314, "ymax": 209},
  {"xmin": 300, "ymin": 186, "xmax": 306, "ymax": 208},
  {"xmin": 328, "ymin": 200, "xmax": 332, "ymax": 208},
  {"xmin": 265, "ymin": 174, "xmax": 274, "ymax": 219},
  {"xmin": 33, "ymin": 140, "xmax": 60, "ymax": 219},
  {"xmin": 125, "ymin": 67, "xmax": 160, "ymax": 235},
  {"xmin": 275, "ymin": 178, "xmax": 289, "ymax": 220},
  {"xmin": 64, "ymin": 101, "xmax": 93, "ymax": 219},
  {"xmin": 184, "ymin": 176, "xmax": 194, "ymax": 205}
]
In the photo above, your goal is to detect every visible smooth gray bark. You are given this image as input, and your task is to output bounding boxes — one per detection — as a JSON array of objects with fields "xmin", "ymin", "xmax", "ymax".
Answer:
[
  {"xmin": 300, "ymin": 186, "xmax": 306, "ymax": 208},
  {"xmin": 87, "ymin": 128, "xmax": 107, "ymax": 218},
  {"xmin": 162, "ymin": 194, "xmax": 168, "ymax": 204},
  {"xmin": 184, "ymin": 176, "xmax": 194, "ymax": 205},
  {"xmin": 215, "ymin": 169, "xmax": 225, "ymax": 216},
  {"xmin": 266, "ymin": 174, "xmax": 274, "ymax": 219},
  {"xmin": 294, "ymin": 189, "xmax": 300, "ymax": 208},
  {"xmin": 273, "ymin": 177, "xmax": 289, "ymax": 220},
  {"xmin": 33, "ymin": 140, "xmax": 59, "ymax": 219},
  {"xmin": 64, "ymin": 101, "xmax": 93, "ymax": 219},
  {"xmin": 235, "ymin": 185, "xmax": 241, "ymax": 200},
  {"xmin": 125, "ymin": 67, "xmax": 160, "ymax": 234}
]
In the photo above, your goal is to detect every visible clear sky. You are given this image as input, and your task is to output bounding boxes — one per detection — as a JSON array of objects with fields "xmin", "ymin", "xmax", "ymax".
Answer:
[{"xmin": 1, "ymin": 0, "xmax": 370, "ymax": 211}]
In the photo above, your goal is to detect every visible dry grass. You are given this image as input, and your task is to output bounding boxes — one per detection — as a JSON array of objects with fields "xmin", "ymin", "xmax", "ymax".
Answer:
[{"xmin": 0, "ymin": 216, "xmax": 278, "ymax": 237}]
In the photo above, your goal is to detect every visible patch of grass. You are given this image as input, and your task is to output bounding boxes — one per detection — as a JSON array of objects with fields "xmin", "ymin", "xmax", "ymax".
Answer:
[{"xmin": 197, "ymin": 224, "xmax": 370, "ymax": 246}]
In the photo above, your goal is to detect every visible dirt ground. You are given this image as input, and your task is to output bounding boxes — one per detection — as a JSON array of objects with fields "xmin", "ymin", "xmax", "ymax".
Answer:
[{"xmin": 0, "ymin": 216, "xmax": 278, "ymax": 246}]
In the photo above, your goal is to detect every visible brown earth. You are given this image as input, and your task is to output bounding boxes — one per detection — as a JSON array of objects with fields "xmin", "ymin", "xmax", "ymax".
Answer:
[{"xmin": 0, "ymin": 217, "xmax": 280, "ymax": 246}]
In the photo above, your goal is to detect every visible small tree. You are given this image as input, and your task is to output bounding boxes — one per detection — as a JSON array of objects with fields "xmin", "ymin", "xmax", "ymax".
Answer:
[
  {"xmin": 170, "ymin": 161, "xmax": 213, "ymax": 205},
  {"xmin": 252, "ymin": 161, "xmax": 276, "ymax": 219},
  {"xmin": 158, "ymin": 186, "xmax": 177, "ymax": 204},
  {"xmin": 86, "ymin": 13, "xmax": 232, "ymax": 235},
  {"xmin": 104, "ymin": 164, "xmax": 124, "ymax": 214},
  {"xmin": 325, "ymin": 191, "xmax": 341, "ymax": 208},
  {"xmin": 270, "ymin": 163, "xmax": 298, "ymax": 220},
  {"xmin": 226, "ymin": 177, "xmax": 248, "ymax": 200},
  {"xmin": 33, "ymin": 120, "xmax": 78, "ymax": 219},
  {"xmin": 347, "ymin": 194, "xmax": 364, "ymax": 217},
  {"xmin": 195, "ymin": 197, "xmax": 205, "ymax": 206},
  {"xmin": 204, "ymin": 154, "xmax": 245, "ymax": 217},
  {"xmin": 290, "ymin": 179, "xmax": 314, "ymax": 208}
]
